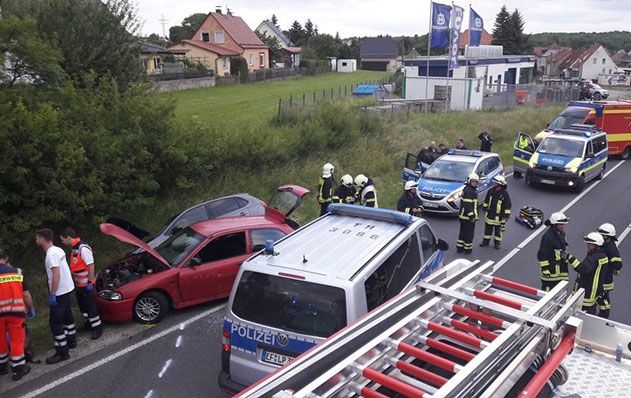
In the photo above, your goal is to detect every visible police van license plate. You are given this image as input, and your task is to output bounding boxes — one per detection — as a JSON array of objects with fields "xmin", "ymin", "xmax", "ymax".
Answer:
[
  {"xmin": 540, "ymin": 179, "xmax": 556, "ymax": 185},
  {"xmin": 422, "ymin": 201, "xmax": 439, "ymax": 208},
  {"xmin": 261, "ymin": 350, "xmax": 293, "ymax": 366}
]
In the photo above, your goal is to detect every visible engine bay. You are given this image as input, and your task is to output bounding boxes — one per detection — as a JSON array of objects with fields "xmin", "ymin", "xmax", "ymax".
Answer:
[{"xmin": 97, "ymin": 254, "xmax": 169, "ymax": 289}]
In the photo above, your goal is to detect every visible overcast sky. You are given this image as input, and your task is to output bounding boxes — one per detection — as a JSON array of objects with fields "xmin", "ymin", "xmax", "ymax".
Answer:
[{"xmin": 136, "ymin": 0, "xmax": 631, "ymax": 38}]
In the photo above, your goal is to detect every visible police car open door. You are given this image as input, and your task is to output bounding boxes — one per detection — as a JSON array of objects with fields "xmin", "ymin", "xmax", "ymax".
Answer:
[
  {"xmin": 403, "ymin": 153, "xmax": 426, "ymax": 182},
  {"xmin": 513, "ymin": 132, "xmax": 534, "ymax": 179}
]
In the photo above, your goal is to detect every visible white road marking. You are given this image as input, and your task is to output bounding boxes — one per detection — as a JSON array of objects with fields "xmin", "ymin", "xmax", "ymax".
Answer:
[
  {"xmin": 618, "ymin": 224, "xmax": 631, "ymax": 243},
  {"xmin": 144, "ymin": 389, "xmax": 154, "ymax": 398},
  {"xmin": 494, "ymin": 160, "xmax": 626, "ymax": 271},
  {"xmin": 158, "ymin": 359, "xmax": 172, "ymax": 378},
  {"xmin": 22, "ymin": 303, "xmax": 227, "ymax": 398},
  {"xmin": 175, "ymin": 335, "xmax": 183, "ymax": 348},
  {"xmin": 179, "ymin": 323, "xmax": 185, "ymax": 331}
]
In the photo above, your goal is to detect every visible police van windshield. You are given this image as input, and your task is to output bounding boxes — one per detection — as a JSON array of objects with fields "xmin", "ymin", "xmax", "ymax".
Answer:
[
  {"xmin": 232, "ymin": 271, "xmax": 347, "ymax": 338},
  {"xmin": 423, "ymin": 160, "xmax": 475, "ymax": 182},
  {"xmin": 548, "ymin": 108, "xmax": 589, "ymax": 130},
  {"xmin": 537, "ymin": 137, "xmax": 584, "ymax": 158}
]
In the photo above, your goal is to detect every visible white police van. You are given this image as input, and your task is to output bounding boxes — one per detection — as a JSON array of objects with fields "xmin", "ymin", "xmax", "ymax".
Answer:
[{"xmin": 217, "ymin": 205, "xmax": 447, "ymax": 393}]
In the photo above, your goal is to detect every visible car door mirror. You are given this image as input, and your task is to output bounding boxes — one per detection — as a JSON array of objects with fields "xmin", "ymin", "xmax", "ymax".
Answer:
[{"xmin": 189, "ymin": 257, "xmax": 202, "ymax": 267}]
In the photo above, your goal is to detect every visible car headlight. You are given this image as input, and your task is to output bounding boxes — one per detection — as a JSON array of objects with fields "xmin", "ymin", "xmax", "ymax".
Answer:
[
  {"xmin": 564, "ymin": 166, "xmax": 578, "ymax": 173},
  {"xmin": 447, "ymin": 191, "xmax": 462, "ymax": 202},
  {"xmin": 99, "ymin": 290, "xmax": 123, "ymax": 301},
  {"xmin": 528, "ymin": 159, "xmax": 535, "ymax": 168}
]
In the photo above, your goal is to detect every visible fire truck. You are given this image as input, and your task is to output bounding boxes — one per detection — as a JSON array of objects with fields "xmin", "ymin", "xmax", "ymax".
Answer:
[{"xmin": 236, "ymin": 259, "xmax": 631, "ymax": 398}]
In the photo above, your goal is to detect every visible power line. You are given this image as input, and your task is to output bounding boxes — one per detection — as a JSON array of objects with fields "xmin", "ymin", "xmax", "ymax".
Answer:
[{"xmin": 158, "ymin": 14, "xmax": 168, "ymax": 38}]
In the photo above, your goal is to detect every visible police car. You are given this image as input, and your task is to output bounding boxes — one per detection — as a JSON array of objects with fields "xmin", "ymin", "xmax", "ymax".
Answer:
[
  {"xmin": 407, "ymin": 149, "xmax": 504, "ymax": 215},
  {"xmin": 519, "ymin": 126, "xmax": 608, "ymax": 192}
]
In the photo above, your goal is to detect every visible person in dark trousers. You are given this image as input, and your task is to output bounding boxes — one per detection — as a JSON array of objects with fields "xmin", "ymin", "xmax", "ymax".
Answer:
[
  {"xmin": 355, "ymin": 174, "xmax": 378, "ymax": 208},
  {"xmin": 454, "ymin": 138, "xmax": 467, "ymax": 150},
  {"xmin": 397, "ymin": 181, "xmax": 424, "ymax": 216},
  {"xmin": 60, "ymin": 228, "xmax": 103, "ymax": 340},
  {"xmin": 317, "ymin": 163, "xmax": 335, "ymax": 216},
  {"xmin": 35, "ymin": 228, "xmax": 76, "ymax": 364},
  {"xmin": 566, "ymin": 232, "xmax": 609, "ymax": 315},
  {"xmin": 478, "ymin": 131, "xmax": 494, "ymax": 152},
  {"xmin": 332, "ymin": 174, "xmax": 356, "ymax": 204},
  {"xmin": 537, "ymin": 212, "xmax": 570, "ymax": 292},
  {"xmin": 456, "ymin": 173, "xmax": 479, "ymax": 255},
  {"xmin": 479, "ymin": 175, "xmax": 511, "ymax": 249},
  {"xmin": 596, "ymin": 223, "xmax": 623, "ymax": 319}
]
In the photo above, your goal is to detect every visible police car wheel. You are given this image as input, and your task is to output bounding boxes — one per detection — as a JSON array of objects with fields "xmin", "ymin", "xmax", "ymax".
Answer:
[
  {"xmin": 134, "ymin": 291, "xmax": 169, "ymax": 324},
  {"xmin": 595, "ymin": 164, "xmax": 605, "ymax": 180},
  {"xmin": 574, "ymin": 175, "xmax": 585, "ymax": 193},
  {"xmin": 513, "ymin": 170, "xmax": 522, "ymax": 179}
]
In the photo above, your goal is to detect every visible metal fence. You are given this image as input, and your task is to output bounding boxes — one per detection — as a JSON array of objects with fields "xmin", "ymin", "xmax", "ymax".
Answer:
[
  {"xmin": 245, "ymin": 65, "xmax": 331, "ymax": 83},
  {"xmin": 481, "ymin": 83, "xmax": 581, "ymax": 110},
  {"xmin": 148, "ymin": 69, "xmax": 215, "ymax": 82}
]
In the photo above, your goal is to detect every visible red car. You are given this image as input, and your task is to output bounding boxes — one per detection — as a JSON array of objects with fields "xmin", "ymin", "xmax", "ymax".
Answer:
[{"xmin": 95, "ymin": 185, "xmax": 309, "ymax": 323}]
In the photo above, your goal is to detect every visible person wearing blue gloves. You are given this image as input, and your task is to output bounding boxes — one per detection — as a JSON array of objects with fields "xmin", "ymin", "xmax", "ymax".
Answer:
[
  {"xmin": 61, "ymin": 228, "xmax": 102, "ymax": 340},
  {"xmin": 36, "ymin": 228, "xmax": 76, "ymax": 365}
]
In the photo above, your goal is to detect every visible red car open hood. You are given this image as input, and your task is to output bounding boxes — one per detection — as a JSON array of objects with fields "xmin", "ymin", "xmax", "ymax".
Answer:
[{"xmin": 99, "ymin": 223, "xmax": 170, "ymax": 267}]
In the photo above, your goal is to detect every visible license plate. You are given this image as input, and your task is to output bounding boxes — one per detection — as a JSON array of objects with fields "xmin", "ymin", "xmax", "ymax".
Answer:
[
  {"xmin": 261, "ymin": 350, "xmax": 294, "ymax": 366},
  {"xmin": 422, "ymin": 201, "xmax": 439, "ymax": 208},
  {"xmin": 540, "ymin": 179, "xmax": 556, "ymax": 185}
]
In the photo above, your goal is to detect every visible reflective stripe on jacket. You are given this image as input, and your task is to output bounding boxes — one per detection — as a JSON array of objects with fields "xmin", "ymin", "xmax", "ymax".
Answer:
[
  {"xmin": 483, "ymin": 187, "xmax": 511, "ymax": 225},
  {"xmin": 0, "ymin": 264, "xmax": 26, "ymax": 316},
  {"xmin": 70, "ymin": 238, "xmax": 93, "ymax": 287},
  {"xmin": 317, "ymin": 177, "xmax": 334, "ymax": 204},
  {"xmin": 570, "ymin": 249, "xmax": 608, "ymax": 307},
  {"xmin": 537, "ymin": 227, "xmax": 569, "ymax": 282},
  {"xmin": 601, "ymin": 239, "xmax": 623, "ymax": 291},
  {"xmin": 458, "ymin": 185, "xmax": 478, "ymax": 221},
  {"xmin": 360, "ymin": 184, "xmax": 378, "ymax": 208},
  {"xmin": 332, "ymin": 185, "xmax": 356, "ymax": 204}
]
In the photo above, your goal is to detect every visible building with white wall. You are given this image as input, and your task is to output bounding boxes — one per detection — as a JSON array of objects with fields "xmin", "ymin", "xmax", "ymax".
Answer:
[{"xmin": 337, "ymin": 59, "xmax": 357, "ymax": 73}]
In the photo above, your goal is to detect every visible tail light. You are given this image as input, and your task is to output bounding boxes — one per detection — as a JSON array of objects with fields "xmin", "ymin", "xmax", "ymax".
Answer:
[
  {"xmin": 221, "ymin": 326, "xmax": 231, "ymax": 374},
  {"xmin": 222, "ymin": 328, "xmax": 231, "ymax": 352}
]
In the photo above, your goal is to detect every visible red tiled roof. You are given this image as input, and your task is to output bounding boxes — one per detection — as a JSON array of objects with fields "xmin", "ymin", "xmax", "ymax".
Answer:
[
  {"xmin": 211, "ymin": 12, "xmax": 268, "ymax": 48},
  {"xmin": 174, "ymin": 40, "xmax": 240, "ymax": 56},
  {"xmin": 284, "ymin": 47, "xmax": 301, "ymax": 54},
  {"xmin": 533, "ymin": 47, "xmax": 548, "ymax": 57},
  {"xmin": 459, "ymin": 29, "xmax": 493, "ymax": 48}
]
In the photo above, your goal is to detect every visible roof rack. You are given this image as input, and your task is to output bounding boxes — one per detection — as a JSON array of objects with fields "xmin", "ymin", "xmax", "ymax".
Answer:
[{"xmin": 446, "ymin": 149, "xmax": 483, "ymax": 157}]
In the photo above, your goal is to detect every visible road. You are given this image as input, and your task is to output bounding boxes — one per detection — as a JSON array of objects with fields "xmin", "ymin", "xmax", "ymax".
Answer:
[{"xmin": 4, "ymin": 160, "xmax": 631, "ymax": 398}]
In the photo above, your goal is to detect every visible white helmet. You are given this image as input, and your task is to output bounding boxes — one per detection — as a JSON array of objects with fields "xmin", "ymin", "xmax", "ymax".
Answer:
[
  {"xmin": 584, "ymin": 232, "xmax": 604, "ymax": 246},
  {"xmin": 492, "ymin": 175, "xmax": 507, "ymax": 186},
  {"xmin": 598, "ymin": 223, "xmax": 616, "ymax": 237},
  {"xmin": 322, "ymin": 163, "xmax": 334, "ymax": 178},
  {"xmin": 467, "ymin": 173, "xmax": 480, "ymax": 182},
  {"xmin": 404, "ymin": 180, "xmax": 418, "ymax": 191},
  {"xmin": 340, "ymin": 174, "xmax": 353, "ymax": 187},
  {"xmin": 549, "ymin": 212, "xmax": 569, "ymax": 225},
  {"xmin": 354, "ymin": 174, "xmax": 368, "ymax": 188}
]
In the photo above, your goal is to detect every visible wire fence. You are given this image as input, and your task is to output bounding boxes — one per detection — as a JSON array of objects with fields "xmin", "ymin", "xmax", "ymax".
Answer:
[{"xmin": 481, "ymin": 83, "xmax": 582, "ymax": 110}]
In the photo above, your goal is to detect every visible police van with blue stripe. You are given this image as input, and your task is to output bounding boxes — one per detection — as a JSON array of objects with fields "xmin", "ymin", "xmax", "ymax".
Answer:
[
  {"xmin": 218, "ymin": 205, "xmax": 448, "ymax": 393},
  {"xmin": 516, "ymin": 126, "xmax": 608, "ymax": 192}
]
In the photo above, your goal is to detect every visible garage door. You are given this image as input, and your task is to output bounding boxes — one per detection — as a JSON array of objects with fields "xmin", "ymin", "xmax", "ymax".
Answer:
[{"xmin": 361, "ymin": 61, "xmax": 388, "ymax": 71}]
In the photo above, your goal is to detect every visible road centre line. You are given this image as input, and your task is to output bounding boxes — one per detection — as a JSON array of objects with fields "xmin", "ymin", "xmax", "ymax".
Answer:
[
  {"xmin": 158, "ymin": 359, "xmax": 172, "ymax": 378},
  {"xmin": 21, "ymin": 303, "xmax": 226, "ymax": 398},
  {"xmin": 176, "ymin": 335, "xmax": 183, "ymax": 348},
  {"xmin": 618, "ymin": 223, "xmax": 631, "ymax": 244},
  {"xmin": 494, "ymin": 160, "xmax": 626, "ymax": 271}
]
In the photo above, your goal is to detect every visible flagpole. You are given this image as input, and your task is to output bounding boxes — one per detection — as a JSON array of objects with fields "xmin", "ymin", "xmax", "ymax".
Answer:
[
  {"xmin": 425, "ymin": 1, "xmax": 433, "ymax": 113},
  {"xmin": 464, "ymin": 4, "xmax": 471, "ymax": 110},
  {"xmin": 445, "ymin": 1, "xmax": 454, "ymax": 113}
]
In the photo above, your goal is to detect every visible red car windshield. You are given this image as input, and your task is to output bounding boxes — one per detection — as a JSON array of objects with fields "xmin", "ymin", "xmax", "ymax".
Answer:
[{"xmin": 155, "ymin": 228, "xmax": 205, "ymax": 267}]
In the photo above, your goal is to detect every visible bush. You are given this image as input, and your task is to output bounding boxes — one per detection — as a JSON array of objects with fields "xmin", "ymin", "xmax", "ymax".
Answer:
[
  {"xmin": 299, "ymin": 59, "xmax": 317, "ymax": 75},
  {"xmin": 230, "ymin": 57, "xmax": 248, "ymax": 81}
]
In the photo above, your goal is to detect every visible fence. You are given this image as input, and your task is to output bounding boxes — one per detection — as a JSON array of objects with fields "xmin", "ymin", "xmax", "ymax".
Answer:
[
  {"xmin": 149, "ymin": 69, "xmax": 215, "ymax": 82},
  {"xmin": 244, "ymin": 65, "xmax": 331, "ymax": 83},
  {"xmin": 481, "ymin": 83, "xmax": 581, "ymax": 110}
]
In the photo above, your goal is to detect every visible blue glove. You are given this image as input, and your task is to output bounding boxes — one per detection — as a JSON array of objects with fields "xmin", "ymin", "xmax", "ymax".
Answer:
[
  {"xmin": 49, "ymin": 294, "xmax": 57, "ymax": 306},
  {"xmin": 86, "ymin": 282, "xmax": 94, "ymax": 293},
  {"xmin": 26, "ymin": 307, "xmax": 36, "ymax": 320}
]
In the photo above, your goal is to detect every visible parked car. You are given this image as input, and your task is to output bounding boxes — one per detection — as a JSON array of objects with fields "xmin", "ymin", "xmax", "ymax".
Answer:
[
  {"xmin": 588, "ymin": 83, "xmax": 609, "ymax": 100},
  {"xmin": 96, "ymin": 186, "xmax": 309, "ymax": 324}
]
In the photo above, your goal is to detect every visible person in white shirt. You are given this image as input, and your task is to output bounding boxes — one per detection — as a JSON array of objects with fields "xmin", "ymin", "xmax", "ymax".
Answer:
[{"xmin": 35, "ymin": 228, "xmax": 76, "ymax": 364}]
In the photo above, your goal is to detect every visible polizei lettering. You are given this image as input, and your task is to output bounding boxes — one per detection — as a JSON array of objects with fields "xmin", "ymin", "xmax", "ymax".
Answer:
[{"xmin": 231, "ymin": 323, "xmax": 277, "ymax": 345}]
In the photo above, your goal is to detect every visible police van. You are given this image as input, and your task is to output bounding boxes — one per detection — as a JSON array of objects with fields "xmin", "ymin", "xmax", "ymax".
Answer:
[
  {"xmin": 217, "ymin": 205, "xmax": 448, "ymax": 393},
  {"xmin": 516, "ymin": 126, "xmax": 608, "ymax": 192}
]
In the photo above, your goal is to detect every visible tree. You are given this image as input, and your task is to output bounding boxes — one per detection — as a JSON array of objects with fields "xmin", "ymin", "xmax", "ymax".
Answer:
[
  {"xmin": 256, "ymin": 32, "xmax": 282, "ymax": 63},
  {"xmin": 144, "ymin": 33, "xmax": 169, "ymax": 47},
  {"xmin": 304, "ymin": 33, "xmax": 339, "ymax": 59},
  {"xmin": 304, "ymin": 19, "xmax": 314, "ymax": 40},
  {"xmin": 288, "ymin": 20, "xmax": 305, "ymax": 46},
  {"xmin": 491, "ymin": 5, "xmax": 511, "ymax": 49},
  {"xmin": 169, "ymin": 12, "xmax": 207, "ymax": 43},
  {"xmin": 271, "ymin": 14, "xmax": 278, "ymax": 26},
  {"xmin": 507, "ymin": 9, "xmax": 529, "ymax": 54}
]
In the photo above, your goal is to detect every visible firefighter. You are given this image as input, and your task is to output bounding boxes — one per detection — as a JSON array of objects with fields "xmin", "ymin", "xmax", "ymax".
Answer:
[
  {"xmin": 396, "ymin": 180, "xmax": 423, "ymax": 216},
  {"xmin": 0, "ymin": 249, "xmax": 34, "ymax": 381},
  {"xmin": 332, "ymin": 174, "xmax": 356, "ymax": 204},
  {"xmin": 566, "ymin": 232, "xmax": 609, "ymax": 315},
  {"xmin": 480, "ymin": 175, "xmax": 511, "ymax": 249},
  {"xmin": 596, "ymin": 223, "xmax": 623, "ymax": 319},
  {"xmin": 35, "ymin": 228, "xmax": 76, "ymax": 364},
  {"xmin": 355, "ymin": 174, "xmax": 378, "ymax": 208},
  {"xmin": 60, "ymin": 228, "xmax": 103, "ymax": 340},
  {"xmin": 456, "ymin": 173, "xmax": 479, "ymax": 255},
  {"xmin": 318, "ymin": 163, "xmax": 335, "ymax": 216},
  {"xmin": 537, "ymin": 212, "xmax": 570, "ymax": 292}
]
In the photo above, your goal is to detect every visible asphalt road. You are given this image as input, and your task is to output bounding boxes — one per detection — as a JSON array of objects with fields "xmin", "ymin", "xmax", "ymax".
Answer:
[{"xmin": 4, "ymin": 160, "xmax": 631, "ymax": 398}]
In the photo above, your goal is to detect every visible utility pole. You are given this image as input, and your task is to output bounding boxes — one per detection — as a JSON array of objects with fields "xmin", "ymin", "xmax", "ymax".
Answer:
[{"xmin": 158, "ymin": 14, "xmax": 168, "ymax": 39}]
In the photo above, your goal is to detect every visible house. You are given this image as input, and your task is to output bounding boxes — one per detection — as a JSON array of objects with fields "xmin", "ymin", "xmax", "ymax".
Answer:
[
  {"xmin": 458, "ymin": 29, "xmax": 493, "ymax": 49},
  {"xmin": 545, "ymin": 47, "xmax": 573, "ymax": 77},
  {"xmin": 337, "ymin": 59, "xmax": 357, "ymax": 73},
  {"xmin": 175, "ymin": 7, "xmax": 269, "ymax": 72},
  {"xmin": 612, "ymin": 49, "xmax": 631, "ymax": 68},
  {"xmin": 140, "ymin": 43, "xmax": 185, "ymax": 75},
  {"xmin": 360, "ymin": 37, "xmax": 399, "ymax": 72},
  {"xmin": 558, "ymin": 44, "xmax": 617, "ymax": 81},
  {"xmin": 255, "ymin": 20, "xmax": 301, "ymax": 68},
  {"xmin": 533, "ymin": 45, "xmax": 571, "ymax": 76},
  {"xmin": 167, "ymin": 40, "xmax": 239, "ymax": 76}
]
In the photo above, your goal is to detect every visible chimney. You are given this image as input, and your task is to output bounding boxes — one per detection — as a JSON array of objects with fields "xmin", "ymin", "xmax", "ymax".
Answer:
[
  {"xmin": 215, "ymin": 6, "xmax": 222, "ymax": 14},
  {"xmin": 226, "ymin": 7, "xmax": 232, "ymax": 16}
]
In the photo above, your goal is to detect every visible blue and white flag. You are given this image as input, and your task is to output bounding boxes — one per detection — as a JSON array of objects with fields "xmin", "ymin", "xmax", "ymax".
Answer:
[
  {"xmin": 449, "ymin": 4, "xmax": 465, "ymax": 70},
  {"xmin": 469, "ymin": 8, "xmax": 484, "ymax": 47},
  {"xmin": 431, "ymin": 2, "xmax": 452, "ymax": 48}
]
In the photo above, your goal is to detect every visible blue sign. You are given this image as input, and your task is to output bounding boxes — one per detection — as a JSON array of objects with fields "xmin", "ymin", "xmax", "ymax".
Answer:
[
  {"xmin": 449, "ymin": 5, "xmax": 465, "ymax": 70},
  {"xmin": 431, "ymin": 2, "xmax": 452, "ymax": 48},
  {"xmin": 469, "ymin": 8, "xmax": 484, "ymax": 47}
]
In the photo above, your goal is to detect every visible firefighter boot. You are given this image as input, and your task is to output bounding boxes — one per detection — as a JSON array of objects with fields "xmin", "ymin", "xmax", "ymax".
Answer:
[
  {"xmin": 91, "ymin": 327, "xmax": 103, "ymax": 340},
  {"xmin": 479, "ymin": 239, "xmax": 490, "ymax": 247},
  {"xmin": 0, "ymin": 362, "xmax": 8, "ymax": 375},
  {"xmin": 45, "ymin": 352, "xmax": 69, "ymax": 365},
  {"xmin": 12, "ymin": 364, "xmax": 31, "ymax": 381},
  {"xmin": 494, "ymin": 241, "xmax": 501, "ymax": 250}
]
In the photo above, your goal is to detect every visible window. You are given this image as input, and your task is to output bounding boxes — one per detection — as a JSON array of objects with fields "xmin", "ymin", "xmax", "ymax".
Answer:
[
  {"xmin": 609, "ymin": 68, "xmax": 612, "ymax": 74},
  {"xmin": 194, "ymin": 232, "xmax": 246, "ymax": 263},
  {"xmin": 171, "ymin": 205, "xmax": 209, "ymax": 233},
  {"xmin": 602, "ymin": 68, "xmax": 606, "ymax": 73},
  {"xmin": 201, "ymin": 32, "xmax": 210, "ymax": 42},
  {"xmin": 259, "ymin": 52, "xmax": 265, "ymax": 68},
  {"xmin": 342, "ymin": 62, "xmax": 348, "ymax": 67},
  {"xmin": 206, "ymin": 198, "xmax": 242, "ymax": 218},
  {"xmin": 250, "ymin": 229, "xmax": 286, "ymax": 252},
  {"xmin": 592, "ymin": 137, "xmax": 607, "ymax": 153},
  {"xmin": 593, "ymin": 58, "xmax": 597, "ymax": 64},
  {"xmin": 222, "ymin": 57, "xmax": 228, "ymax": 68},
  {"xmin": 215, "ymin": 31, "xmax": 224, "ymax": 44},
  {"xmin": 485, "ymin": 157, "xmax": 501, "ymax": 175},
  {"xmin": 497, "ymin": 75, "xmax": 502, "ymax": 85},
  {"xmin": 418, "ymin": 225, "xmax": 437, "ymax": 262},
  {"xmin": 585, "ymin": 141, "xmax": 594, "ymax": 157},
  {"xmin": 476, "ymin": 159, "xmax": 491, "ymax": 177},
  {"xmin": 153, "ymin": 57, "xmax": 161, "ymax": 70},
  {"xmin": 364, "ymin": 235, "xmax": 421, "ymax": 311},
  {"xmin": 602, "ymin": 58, "xmax": 606, "ymax": 64},
  {"xmin": 249, "ymin": 54, "xmax": 253, "ymax": 65},
  {"xmin": 156, "ymin": 228, "xmax": 205, "ymax": 267}
]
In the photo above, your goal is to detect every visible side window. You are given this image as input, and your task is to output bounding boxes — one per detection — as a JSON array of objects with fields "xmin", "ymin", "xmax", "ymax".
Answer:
[
  {"xmin": 586, "ymin": 141, "xmax": 594, "ymax": 156},
  {"xmin": 250, "ymin": 229, "xmax": 286, "ymax": 252},
  {"xmin": 194, "ymin": 232, "xmax": 247, "ymax": 264},
  {"xmin": 486, "ymin": 157, "xmax": 500, "ymax": 174},
  {"xmin": 207, "ymin": 198, "xmax": 241, "ymax": 218},
  {"xmin": 171, "ymin": 206, "xmax": 209, "ymax": 233},
  {"xmin": 418, "ymin": 225, "xmax": 437, "ymax": 261},
  {"xmin": 593, "ymin": 137, "xmax": 606, "ymax": 153},
  {"xmin": 476, "ymin": 159, "xmax": 490, "ymax": 177},
  {"xmin": 364, "ymin": 235, "xmax": 421, "ymax": 311}
]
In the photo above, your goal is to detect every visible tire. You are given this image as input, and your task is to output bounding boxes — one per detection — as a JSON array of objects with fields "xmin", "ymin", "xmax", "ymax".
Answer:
[
  {"xmin": 595, "ymin": 163, "xmax": 606, "ymax": 180},
  {"xmin": 513, "ymin": 170, "xmax": 523, "ymax": 179},
  {"xmin": 574, "ymin": 174, "xmax": 585, "ymax": 192},
  {"xmin": 593, "ymin": 92, "xmax": 602, "ymax": 101},
  {"xmin": 622, "ymin": 147, "xmax": 631, "ymax": 160},
  {"xmin": 134, "ymin": 291, "xmax": 169, "ymax": 324}
]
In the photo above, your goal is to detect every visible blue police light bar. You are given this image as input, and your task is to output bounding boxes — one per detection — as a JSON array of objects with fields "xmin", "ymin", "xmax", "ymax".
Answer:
[
  {"xmin": 327, "ymin": 204, "xmax": 413, "ymax": 226},
  {"xmin": 447, "ymin": 149, "xmax": 483, "ymax": 157},
  {"xmin": 568, "ymin": 101, "xmax": 604, "ymax": 117}
]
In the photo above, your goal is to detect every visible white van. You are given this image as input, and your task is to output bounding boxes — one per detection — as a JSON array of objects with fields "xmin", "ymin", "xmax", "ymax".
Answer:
[{"xmin": 218, "ymin": 204, "xmax": 448, "ymax": 393}]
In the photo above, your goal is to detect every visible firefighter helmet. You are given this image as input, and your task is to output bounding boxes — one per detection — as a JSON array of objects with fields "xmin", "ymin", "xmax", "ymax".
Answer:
[
  {"xmin": 492, "ymin": 175, "xmax": 507, "ymax": 186},
  {"xmin": 549, "ymin": 212, "xmax": 569, "ymax": 225},
  {"xmin": 354, "ymin": 174, "xmax": 368, "ymax": 188},
  {"xmin": 340, "ymin": 174, "xmax": 353, "ymax": 187},
  {"xmin": 597, "ymin": 223, "xmax": 616, "ymax": 237},
  {"xmin": 584, "ymin": 232, "xmax": 604, "ymax": 246},
  {"xmin": 404, "ymin": 180, "xmax": 418, "ymax": 191},
  {"xmin": 467, "ymin": 173, "xmax": 480, "ymax": 182},
  {"xmin": 322, "ymin": 163, "xmax": 334, "ymax": 178}
]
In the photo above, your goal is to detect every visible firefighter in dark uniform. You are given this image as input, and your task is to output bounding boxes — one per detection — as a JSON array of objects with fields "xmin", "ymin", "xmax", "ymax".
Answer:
[
  {"xmin": 456, "ymin": 173, "xmax": 479, "ymax": 255},
  {"xmin": 396, "ymin": 181, "xmax": 424, "ymax": 216},
  {"xmin": 597, "ymin": 223, "xmax": 623, "ymax": 319},
  {"xmin": 566, "ymin": 232, "xmax": 609, "ymax": 315},
  {"xmin": 480, "ymin": 175, "xmax": 511, "ymax": 250},
  {"xmin": 332, "ymin": 174, "xmax": 356, "ymax": 204},
  {"xmin": 317, "ymin": 163, "xmax": 335, "ymax": 216},
  {"xmin": 537, "ymin": 212, "xmax": 570, "ymax": 291},
  {"xmin": 355, "ymin": 174, "xmax": 378, "ymax": 208}
]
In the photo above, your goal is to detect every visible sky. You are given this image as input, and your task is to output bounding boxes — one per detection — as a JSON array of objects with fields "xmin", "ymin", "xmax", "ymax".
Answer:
[{"xmin": 136, "ymin": 0, "xmax": 631, "ymax": 39}]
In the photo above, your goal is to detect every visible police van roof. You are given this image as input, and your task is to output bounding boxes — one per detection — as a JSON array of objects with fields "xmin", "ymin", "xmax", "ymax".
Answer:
[
  {"xmin": 242, "ymin": 205, "xmax": 423, "ymax": 281},
  {"xmin": 551, "ymin": 126, "xmax": 605, "ymax": 140}
]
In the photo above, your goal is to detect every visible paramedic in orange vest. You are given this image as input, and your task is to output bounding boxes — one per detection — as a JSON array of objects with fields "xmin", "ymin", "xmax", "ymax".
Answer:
[
  {"xmin": 61, "ymin": 228, "xmax": 103, "ymax": 340},
  {"xmin": 0, "ymin": 249, "xmax": 34, "ymax": 381}
]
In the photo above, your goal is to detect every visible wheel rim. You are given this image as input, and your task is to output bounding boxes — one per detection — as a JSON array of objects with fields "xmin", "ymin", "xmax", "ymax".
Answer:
[{"xmin": 136, "ymin": 297, "xmax": 161, "ymax": 322}]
